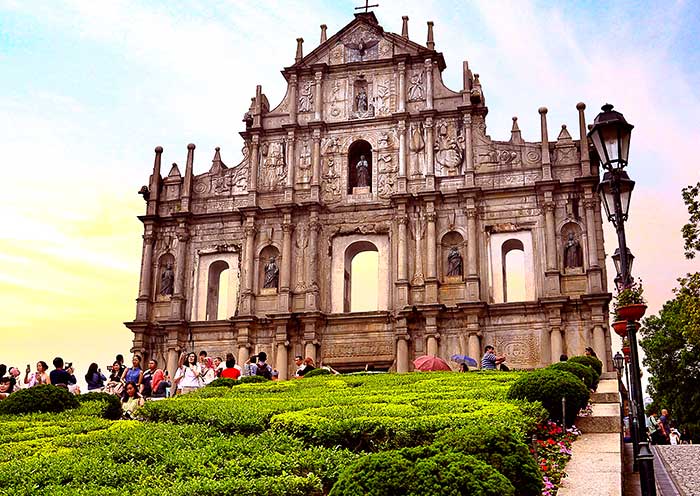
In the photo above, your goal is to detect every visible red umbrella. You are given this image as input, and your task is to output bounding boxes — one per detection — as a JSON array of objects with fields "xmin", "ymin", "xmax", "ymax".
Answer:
[{"xmin": 413, "ymin": 355, "xmax": 452, "ymax": 372}]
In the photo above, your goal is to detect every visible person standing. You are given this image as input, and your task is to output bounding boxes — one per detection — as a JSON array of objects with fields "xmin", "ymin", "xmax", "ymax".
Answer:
[
  {"xmin": 659, "ymin": 409, "xmax": 671, "ymax": 445},
  {"xmin": 481, "ymin": 346, "xmax": 506, "ymax": 370},
  {"xmin": 85, "ymin": 363, "xmax": 106, "ymax": 391},
  {"xmin": 176, "ymin": 352, "xmax": 202, "ymax": 394},
  {"xmin": 121, "ymin": 355, "xmax": 143, "ymax": 388}
]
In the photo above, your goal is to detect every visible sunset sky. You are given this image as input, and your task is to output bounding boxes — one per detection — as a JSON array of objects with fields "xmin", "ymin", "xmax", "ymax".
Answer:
[{"xmin": 1, "ymin": 0, "xmax": 697, "ymax": 388}]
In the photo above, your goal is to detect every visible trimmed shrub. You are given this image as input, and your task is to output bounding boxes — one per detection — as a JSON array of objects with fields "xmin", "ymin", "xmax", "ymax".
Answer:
[
  {"xmin": 329, "ymin": 448, "xmax": 514, "ymax": 496},
  {"xmin": 303, "ymin": 368, "xmax": 332, "ymax": 378},
  {"xmin": 239, "ymin": 375, "xmax": 269, "ymax": 384},
  {"xmin": 568, "ymin": 355, "xmax": 603, "ymax": 377},
  {"xmin": 507, "ymin": 369, "xmax": 589, "ymax": 425},
  {"xmin": 547, "ymin": 361, "xmax": 597, "ymax": 390},
  {"xmin": 77, "ymin": 392, "xmax": 122, "ymax": 420},
  {"xmin": 207, "ymin": 378, "xmax": 238, "ymax": 388},
  {"xmin": 433, "ymin": 424, "xmax": 542, "ymax": 496},
  {"xmin": 0, "ymin": 385, "xmax": 78, "ymax": 415}
]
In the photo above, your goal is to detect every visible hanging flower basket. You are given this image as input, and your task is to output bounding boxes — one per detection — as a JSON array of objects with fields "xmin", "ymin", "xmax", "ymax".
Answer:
[
  {"xmin": 612, "ymin": 320, "xmax": 628, "ymax": 337},
  {"xmin": 617, "ymin": 304, "xmax": 647, "ymax": 321}
]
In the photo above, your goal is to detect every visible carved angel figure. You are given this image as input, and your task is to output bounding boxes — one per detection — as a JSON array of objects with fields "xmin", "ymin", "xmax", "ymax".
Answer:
[
  {"xmin": 408, "ymin": 71, "xmax": 424, "ymax": 101},
  {"xmin": 299, "ymin": 80, "xmax": 313, "ymax": 113}
]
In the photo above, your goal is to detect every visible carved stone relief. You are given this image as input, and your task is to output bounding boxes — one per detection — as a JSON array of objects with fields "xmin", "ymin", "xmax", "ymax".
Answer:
[
  {"xmin": 298, "ymin": 140, "xmax": 312, "ymax": 184},
  {"xmin": 377, "ymin": 131, "xmax": 397, "ymax": 198},
  {"xmin": 409, "ymin": 122, "xmax": 426, "ymax": 176},
  {"xmin": 408, "ymin": 70, "xmax": 424, "ymax": 101},
  {"xmin": 298, "ymin": 80, "xmax": 313, "ymax": 113},
  {"xmin": 259, "ymin": 141, "xmax": 287, "ymax": 192},
  {"xmin": 294, "ymin": 223, "xmax": 308, "ymax": 291},
  {"xmin": 327, "ymin": 79, "xmax": 346, "ymax": 120},
  {"xmin": 493, "ymin": 333, "xmax": 540, "ymax": 367},
  {"xmin": 322, "ymin": 156, "xmax": 342, "ymax": 203},
  {"xmin": 329, "ymin": 44, "xmax": 345, "ymax": 65},
  {"xmin": 373, "ymin": 76, "xmax": 393, "ymax": 116},
  {"xmin": 344, "ymin": 28, "xmax": 380, "ymax": 62},
  {"xmin": 434, "ymin": 119, "xmax": 464, "ymax": 176}
]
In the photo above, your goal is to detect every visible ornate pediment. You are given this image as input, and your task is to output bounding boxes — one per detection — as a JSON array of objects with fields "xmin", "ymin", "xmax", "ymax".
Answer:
[{"xmin": 297, "ymin": 15, "xmax": 429, "ymax": 68}]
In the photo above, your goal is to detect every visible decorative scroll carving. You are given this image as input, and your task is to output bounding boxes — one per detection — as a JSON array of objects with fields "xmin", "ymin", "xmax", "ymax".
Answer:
[
  {"xmin": 298, "ymin": 140, "xmax": 312, "ymax": 184},
  {"xmin": 373, "ymin": 77, "xmax": 392, "ymax": 116},
  {"xmin": 328, "ymin": 80, "xmax": 346, "ymax": 119},
  {"xmin": 322, "ymin": 156, "xmax": 342, "ymax": 203}
]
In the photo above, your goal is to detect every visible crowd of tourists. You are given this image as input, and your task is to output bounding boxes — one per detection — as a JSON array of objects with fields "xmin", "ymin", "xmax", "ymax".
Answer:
[{"xmin": 0, "ymin": 351, "xmax": 320, "ymax": 417}]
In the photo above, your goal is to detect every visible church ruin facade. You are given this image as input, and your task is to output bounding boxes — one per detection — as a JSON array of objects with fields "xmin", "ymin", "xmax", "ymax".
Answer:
[{"xmin": 126, "ymin": 12, "xmax": 612, "ymax": 378}]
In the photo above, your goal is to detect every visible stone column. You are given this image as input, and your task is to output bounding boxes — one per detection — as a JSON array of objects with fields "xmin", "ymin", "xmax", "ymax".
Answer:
[
  {"xmin": 425, "ymin": 59, "xmax": 433, "ymax": 110},
  {"xmin": 544, "ymin": 201, "xmax": 557, "ymax": 271},
  {"xmin": 583, "ymin": 198, "xmax": 599, "ymax": 268},
  {"xmin": 397, "ymin": 61, "xmax": 406, "ymax": 112},
  {"xmin": 289, "ymin": 75, "xmax": 298, "ymax": 124},
  {"xmin": 249, "ymin": 136, "xmax": 259, "ymax": 201},
  {"xmin": 424, "ymin": 117, "xmax": 435, "ymax": 188},
  {"xmin": 314, "ymin": 70, "xmax": 323, "ymax": 121},
  {"xmin": 576, "ymin": 102, "xmax": 590, "ymax": 177},
  {"xmin": 305, "ymin": 212, "xmax": 320, "ymax": 310},
  {"xmin": 426, "ymin": 336, "xmax": 438, "ymax": 356},
  {"xmin": 166, "ymin": 348, "xmax": 178, "ymax": 379},
  {"xmin": 304, "ymin": 342, "xmax": 317, "ymax": 364},
  {"xmin": 463, "ymin": 114, "xmax": 474, "ymax": 187},
  {"xmin": 276, "ymin": 341, "xmax": 289, "ymax": 380},
  {"xmin": 397, "ymin": 213, "xmax": 409, "ymax": 281},
  {"xmin": 593, "ymin": 325, "xmax": 606, "ymax": 370},
  {"xmin": 279, "ymin": 216, "xmax": 293, "ymax": 310},
  {"xmin": 396, "ymin": 337, "xmax": 409, "ymax": 373},
  {"xmin": 398, "ymin": 120, "xmax": 407, "ymax": 192},
  {"xmin": 468, "ymin": 333, "xmax": 481, "ymax": 363},
  {"xmin": 465, "ymin": 207, "xmax": 480, "ymax": 300},
  {"xmin": 171, "ymin": 227, "xmax": 190, "ymax": 319},
  {"xmin": 550, "ymin": 327, "xmax": 563, "ymax": 363},
  {"xmin": 136, "ymin": 231, "xmax": 155, "ymax": 320},
  {"xmin": 241, "ymin": 221, "xmax": 256, "ymax": 315},
  {"xmin": 539, "ymin": 107, "xmax": 552, "ymax": 180},
  {"xmin": 286, "ymin": 130, "xmax": 296, "ymax": 188},
  {"xmin": 181, "ymin": 143, "xmax": 195, "ymax": 212},
  {"xmin": 311, "ymin": 128, "xmax": 321, "ymax": 199},
  {"xmin": 426, "ymin": 210, "xmax": 437, "ymax": 280}
]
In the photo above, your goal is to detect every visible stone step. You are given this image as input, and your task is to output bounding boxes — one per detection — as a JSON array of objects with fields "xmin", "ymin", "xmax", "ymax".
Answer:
[
  {"xmin": 576, "ymin": 402, "xmax": 621, "ymax": 434},
  {"xmin": 590, "ymin": 378, "xmax": 620, "ymax": 403},
  {"xmin": 600, "ymin": 371, "xmax": 618, "ymax": 380},
  {"xmin": 558, "ymin": 433, "xmax": 622, "ymax": 496}
]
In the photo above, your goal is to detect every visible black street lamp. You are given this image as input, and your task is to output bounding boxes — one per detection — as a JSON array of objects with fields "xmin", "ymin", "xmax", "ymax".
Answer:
[
  {"xmin": 612, "ymin": 352, "xmax": 624, "ymax": 375},
  {"xmin": 589, "ymin": 104, "xmax": 656, "ymax": 495}
]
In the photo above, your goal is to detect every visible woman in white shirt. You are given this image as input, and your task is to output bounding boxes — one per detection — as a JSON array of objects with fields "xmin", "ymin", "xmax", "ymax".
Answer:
[{"xmin": 176, "ymin": 352, "xmax": 202, "ymax": 394}]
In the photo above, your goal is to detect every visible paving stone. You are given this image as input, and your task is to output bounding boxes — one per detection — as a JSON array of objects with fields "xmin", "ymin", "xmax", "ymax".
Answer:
[{"xmin": 653, "ymin": 445, "xmax": 700, "ymax": 495}]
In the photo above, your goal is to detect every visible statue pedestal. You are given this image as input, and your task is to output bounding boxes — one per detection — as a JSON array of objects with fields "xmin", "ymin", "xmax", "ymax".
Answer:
[
  {"xmin": 260, "ymin": 288, "xmax": 278, "ymax": 296},
  {"xmin": 444, "ymin": 276, "xmax": 463, "ymax": 284},
  {"xmin": 352, "ymin": 186, "xmax": 371, "ymax": 195}
]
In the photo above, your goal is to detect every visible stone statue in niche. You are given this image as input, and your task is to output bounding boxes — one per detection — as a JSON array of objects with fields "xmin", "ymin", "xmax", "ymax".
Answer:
[
  {"xmin": 564, "ymin": 232, "xmax": 583, "ymax": 268},
  {"xmin": 356, "ymin": 88, "xmax": 368, "ymax": 113},
  {"xmin": 408, "ymin": 71, "xmax": 424, "ymax": 101},
  {"xmin": 263, "ymin": 256, "xmax": 279, "ymax": 289},
  {"xmin": 298, "ymin": 80, "xmax": 313, "ymax": 113},
  {"xmin": 160, "ymin": 263, "xmax": 174, "ymax": 296},
  {"xmin": 356, "ymin": 155, "xmax": 369, "ymax": 187},
  {"xmin": 446, "ymin": 247, "xmax": 463, "ymax": 277}
]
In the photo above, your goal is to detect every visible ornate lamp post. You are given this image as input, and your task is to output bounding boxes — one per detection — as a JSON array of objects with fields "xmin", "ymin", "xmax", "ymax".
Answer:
[{"xmin": 589, "ymin": 104, "xmax": 656, "ymax": 495}]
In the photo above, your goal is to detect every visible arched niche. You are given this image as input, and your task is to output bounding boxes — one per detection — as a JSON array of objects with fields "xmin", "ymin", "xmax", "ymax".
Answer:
[
  {"xmin": 155, "ymin": 253, "xmax": 175, "ymax": 298},
  {"xmin": 347, "ymin": 139, "xmax": 372, "ymax": 193},
  {"xmin": 258, "ymin": 245, "xmax": 281, "ymax": 293},
  {"xmin": 191, "ymin": 250, "xmax": 240, "ymax": 322},
  {"xmin": 440, "ymin": 231, "xmax": 465, "ymax": 281},
  {"xmin": 343, "ymin": 240, "xmax": 379, "ymax": 312},
  {"xmin": 488, "ymin": 231, "xmax": 535, "ymax": 303},
  {"xmin": 560, "ymin": 222, "xmax": 585, "ymax": 271},
  {"xmin": 331, "ymin": 234, "xmax": 390, "ymax": 313}
]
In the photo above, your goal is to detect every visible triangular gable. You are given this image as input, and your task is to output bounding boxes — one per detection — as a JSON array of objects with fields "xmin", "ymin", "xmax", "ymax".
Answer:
[{"xmin": 296, "ymin": 13, "xmax": 432, "ymax": 68}]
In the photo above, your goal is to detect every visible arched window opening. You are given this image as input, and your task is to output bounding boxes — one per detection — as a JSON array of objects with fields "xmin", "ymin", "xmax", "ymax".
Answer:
[
  {"xmin": 348, "ymin": 140, "xmax": 372, "ymax": 193},
  {"xmin": 344, "ymin": 241, "xmax": 379, "ymax": 312},
  {"xmin": 502, "ymin": 239, "xmax": 526, "ymax": 302},
  {"xmin": 206, "ymin": 260, "xmax": 229, "ymax": 321}
]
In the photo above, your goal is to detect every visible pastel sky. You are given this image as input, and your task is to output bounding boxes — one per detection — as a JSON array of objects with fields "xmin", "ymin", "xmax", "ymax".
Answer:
[{"xmin": 1, "ymin": 0, "xmax": 697, "ymax": 388}]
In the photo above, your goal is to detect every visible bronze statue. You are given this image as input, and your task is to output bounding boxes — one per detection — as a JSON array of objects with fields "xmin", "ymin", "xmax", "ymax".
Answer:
[
  {"xmin": 160, "ymin": 263, "xmax": 174, "ymax": 296},
  {"xmin": 263, "ymin": 256, "xmax": 279, "ymax": 289},
  {"xmin": 564, "ymin": 232, "xmax": 583, "ymax": 268},
  {"xmin": 355, "ymin": 155, "xmax": 369, "ymax": 188},
  {"xmin": 446, "ymin": 246, "xmax": 463, "ymax": 277}
]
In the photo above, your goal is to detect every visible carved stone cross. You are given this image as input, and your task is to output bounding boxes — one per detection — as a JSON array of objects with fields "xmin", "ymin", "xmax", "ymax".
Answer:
[{"xmin": 355, "ymin": 0, "xmax": 378, "ymax": 14}]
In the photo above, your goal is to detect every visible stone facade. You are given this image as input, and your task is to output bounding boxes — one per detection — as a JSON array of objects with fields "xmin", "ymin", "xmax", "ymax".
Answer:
[{"xmin": 126, "ymin": 13, "xmax": 612, "ymax": 378}]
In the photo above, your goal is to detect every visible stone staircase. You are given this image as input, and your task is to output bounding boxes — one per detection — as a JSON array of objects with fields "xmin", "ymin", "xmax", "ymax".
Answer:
[{"xmin": 559, "ymin": 373, "xmax": 624, "ymax": 496}]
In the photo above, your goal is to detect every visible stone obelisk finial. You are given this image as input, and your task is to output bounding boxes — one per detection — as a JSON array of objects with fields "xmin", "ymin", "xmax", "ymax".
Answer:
[
  {"xmin": 320, "ymin": 25, "xmax": 327, "ymax": 44},
  {"xmin": 402, "ymin": 16, "xmax": 409, "ymax": 39},
  {"xmin": 426, "ymin": 21, "xmax": 435, "ymax": 50},
  {"xmin": 295, "ymin": 38, "xmax": 304, "ymax": 64}
]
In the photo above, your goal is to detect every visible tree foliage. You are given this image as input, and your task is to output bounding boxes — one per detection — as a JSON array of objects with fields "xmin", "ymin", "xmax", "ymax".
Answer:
[
  {"xmin": 681, "ymin": 181, "xmax": 700, "ymax": 259},
  {"xmin": 640, "ymin": 273, "xmax": 700, "ymax": 440}
]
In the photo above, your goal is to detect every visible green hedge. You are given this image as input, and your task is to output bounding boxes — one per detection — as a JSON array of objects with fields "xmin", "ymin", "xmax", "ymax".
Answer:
[
  {"xmin": 329, "ymin": 448, "xmax": 515, "ymax": 496},
  {"xmin": 547, "ymin": 361, "xmax": 597, "ymax": 390},
  {"xmin": 568, "ymin": 355, "xmax": 603, "ymax": 377},
  {"xmin": 207, "ymin": 378, "xmax": 238, "ymax": 388},
  {"xmin": 303, "ymin": 368, "xmax": 332, "ymax": 378},
  {"xmin": 0, "ymin": 385, "xmax": 78, "ymax": 415},
  {"xmin": 507, "ymin": 369, "xmax": 589, "ymax": 425},
  {"xmin": 77, "ymin": 392, "xmax": 123, "ymax": 420},
  {"xmin": 433, "ymin": 424, "xmax": 542, "ymax": 496}
]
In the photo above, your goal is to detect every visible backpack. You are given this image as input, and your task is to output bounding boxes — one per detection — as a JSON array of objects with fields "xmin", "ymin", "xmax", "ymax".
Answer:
[{"xmin": 255, "ymin": 362, "xmax": 272, "ymax": 380}]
